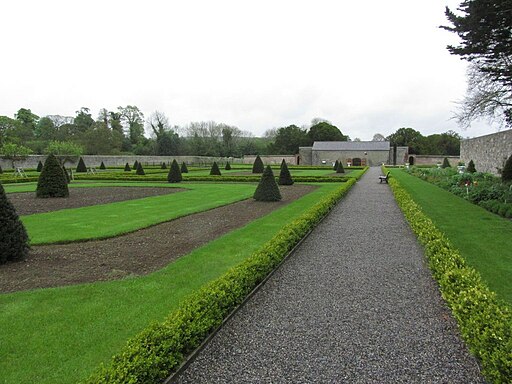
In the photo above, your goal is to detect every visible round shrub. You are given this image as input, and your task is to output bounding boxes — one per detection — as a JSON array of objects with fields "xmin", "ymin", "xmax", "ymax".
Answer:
[
  {"xmin": 333, "ymin": 160, "xmax": 339, "ymax": 171},
  {"xmin": 252, "ymin": 155, "xmax": 264, "ymax": 174},
  {"xmin": 336, "ymin": 161, "xmax": 345, "ymax": 173},
  {"xmin": 0, "ymin": 182, "xmax": 30, "ymax": 263},
  {"xmin": 99, "ymin": 161, "xmax": 106, "ymax": 170},
  {"xmin": 76, "ymin": 157, "xmax": 87, "ymax": 173},
  {"xmin": 442, "ymin": 157, "xmax": 451, "ymax": 168},
  {"xmin": 124, "ymin": 162, "xmax": 131, "ymax": 172},
  {"xmin": 278, "ymin": 159, "xmax": 294, "ymax": 185},
  {"xmin": 502, "ymin": 154, "xmax": 512, "ymax": 182},
  {"xmin": 467, "ymin": 160, "xmax": 476, "ymax": 173},
  {"xmin": 161, "ymin": 162, "xmax": 167, "ymax": 170},
  {"xmin": 168, "ymin": 159, "xmax": 182, "ymax": 183},
  {"xmin": 254, "ymin": 165, "xmax": 281, "ymax": 201},
  {"xmin": 36, "ymin": 161, "xmax": 43, "ymax": 172},
  {"xmin": 36, "ymin": 154, "xmax": 69, "ymax": 198},
  {"xmin": 225, "ymin": 162, "xmax": 231, "ymax": 170},
  {"xmin": 136, "ymin": 162, "xmax": 145, "ymax": 176},
  {"xmin": 181, "ymin": 162, "xmax": 189, "ymax": 173},
  {"xmin": 210, "ymin": 161, "xmax": 221, "ymax": 176}
]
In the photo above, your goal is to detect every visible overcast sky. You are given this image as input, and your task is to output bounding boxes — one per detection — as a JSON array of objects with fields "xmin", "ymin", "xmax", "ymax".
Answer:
[{"xmin": 0, "ymin": 0, "xmax": 499, "ymax": 140}]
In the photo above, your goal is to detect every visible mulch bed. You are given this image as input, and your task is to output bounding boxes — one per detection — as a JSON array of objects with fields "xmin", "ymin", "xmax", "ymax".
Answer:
[{"xmin": 1, "ymin": 184, "xmax": 316, "ymax": 293}]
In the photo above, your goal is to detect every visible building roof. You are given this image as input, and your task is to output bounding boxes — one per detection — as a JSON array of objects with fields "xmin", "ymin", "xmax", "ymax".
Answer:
[{"xmin": 312, "ymin": 141, "xmax": 390, "ymax": 151}]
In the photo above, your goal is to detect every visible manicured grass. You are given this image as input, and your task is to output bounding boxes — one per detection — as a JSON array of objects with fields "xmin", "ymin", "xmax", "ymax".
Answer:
[
  {"xmin": 389, "ymin": 169, "xmax": 512, "ymax": 304},
  {"xmin": 0, "ymin": 183, "xmax": 342, "ymax": 384},
  {"xmin": 20, "ymin": 183, "xmax": 256, "ymax": 245}
]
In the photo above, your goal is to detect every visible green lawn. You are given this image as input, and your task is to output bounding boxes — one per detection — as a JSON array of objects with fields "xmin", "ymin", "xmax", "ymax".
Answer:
[
  {"xmin": 0, "ymin": 183, "xmax": 344, "ymax": 384},
  {"xmin": 389, "ymin": 169, "xmax": 512, "ymax": 304},
  {"xmin": 16, "ymin": 183, "xmax": 256, "ymax": 244}
]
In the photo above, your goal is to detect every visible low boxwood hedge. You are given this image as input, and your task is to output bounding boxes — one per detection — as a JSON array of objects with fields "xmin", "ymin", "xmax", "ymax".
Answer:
[
  {"xmin": 83, "ymin": 178, "xmax": 358, "ymax": 383},
  {"xmin": 385, "ymin": 167, "xmax": 511, "ymax": 383}
]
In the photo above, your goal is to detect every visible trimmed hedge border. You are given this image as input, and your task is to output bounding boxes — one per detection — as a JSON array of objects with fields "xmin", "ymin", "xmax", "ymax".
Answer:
[
  {"xmin": 385, "ymin": 167, "xmax": 512, "ymax": 383},
  {"xmin": 82, "ymin": 177, "xmax": 360, "ymax": 383}
]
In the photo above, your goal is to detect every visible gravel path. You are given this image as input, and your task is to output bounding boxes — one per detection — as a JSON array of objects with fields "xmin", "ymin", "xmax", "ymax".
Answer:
[{"xmin": 174, "ymin": 168, "xmax": 485, "ymax": 383}]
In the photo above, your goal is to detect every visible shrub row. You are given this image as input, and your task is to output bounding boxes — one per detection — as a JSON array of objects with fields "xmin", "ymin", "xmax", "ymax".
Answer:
[
  {"xmin": 478, "ymin": 199, "xmax": 512, "ymax": 218},
  {"xmin": 0, "ymin": 176, "xmax": 39, "ymax": 184},
  {"xmin": 386, "ymin": 168, "xmax": 512, "ymax": 383},
  {"xmin": 83, "ymin": 178, "xmax": 357, "ymax": 383}
]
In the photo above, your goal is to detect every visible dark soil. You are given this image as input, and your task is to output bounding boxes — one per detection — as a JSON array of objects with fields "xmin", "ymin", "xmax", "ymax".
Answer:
[{"xmin": 1, "ymin": 184, "xmax": 316, "ymax": 293}]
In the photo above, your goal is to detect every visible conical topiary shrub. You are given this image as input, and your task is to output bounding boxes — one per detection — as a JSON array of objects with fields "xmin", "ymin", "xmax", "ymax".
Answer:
[
  {"xmin": 254, "ymin": 165, "xmax": 282, "ymax": 201},
  {"xmin": 502, "ymin": 154, "xmax": 512, "ymax": 182},
  {"xmin": 0, "ymin": 183, "xmax": 29, "ymax": 263},
  {"xmin": 333, "ymin": 160, "xmax": 339, "ymax": 171},
  {"xmin": 442, "ymin": 157, "xmax": 451, "ymax": 168},
  {"xmin": 136, "ymin": 162, "xmax": 145, "ymax": 175},
  {"xmin": 336, "ymin": 161, "xmax": 345, "ymax": 173},
  {"xmin": 279, "ymin": 159, "xmax": 294, "ymax": 185},
  {"xmin": 0, "ymin": 164, "xmax": 2, "ymax": 174},
  {"xmin": 252, "ymin": 155, "xmax": 264, "ymax": 174},
  {"xmin": 133, "ymin": 160, "xmax": 139, "ymax": 170},
  {"xmin": 467, "ymin": 160, "xmax": 476, "ymax": 173},
  {"xmin": 124, "ymin": 162, "xmax": 131, "ymax": 172},
  {"xmin": 161, "ymin": 162, "xmax": 167, "ymax": 170},
  {"xmin": 181, "ymin": 162, "xmax": 188, "ymax": 173},
  {"xmin": 99, "ymin": 161, "xmax": 106, "ymax": 170},
  {"xmin": 168, "ymin": 159, "xmax": 182, "ymax": 183},
  {"xmin": 76, "ymin": 157, "xmax": 87, "ymax": 172},
  {"xmin": 210, "ymin": 161, "xmax": 221, "ymax": 176},
  {"xmin": 36, "ymin": 154, "xmax": 69, "ymax": 198},
  {"xmin": 36, "ymin": 161, "xmax": 43, "ymax": 172},
  {"xmin": 225, "ymin": 162, "xmax": 231, "ymax": 170}
]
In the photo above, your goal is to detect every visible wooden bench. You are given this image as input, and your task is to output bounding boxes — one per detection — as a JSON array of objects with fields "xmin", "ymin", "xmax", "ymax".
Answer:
[{"xmin": 379, "ymin": 172, "xmax": 390, "ymax": 183}]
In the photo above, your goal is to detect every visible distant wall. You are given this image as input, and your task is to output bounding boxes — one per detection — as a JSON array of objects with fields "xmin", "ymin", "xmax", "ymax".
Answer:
[
  {"xmin": 241, "ymin": 155, "xmax": 297, "ymax": 165},
  {"xmin": 0, "ymin": 155, "xmax": 242, "ymax": 170},
  {"xmin": 460, "ymin": 129, "xmax": 512, "ymax": 175},
  {"xmin": 409, "ymin": 155, "xmax": 461, "ymax": 166},
  {"xmin": 298, "ymin": 146, "xmax": 409, "ymax": 166}
]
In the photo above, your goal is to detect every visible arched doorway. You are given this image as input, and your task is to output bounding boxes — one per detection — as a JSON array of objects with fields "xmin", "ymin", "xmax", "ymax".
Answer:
[
  {"xmin": 352, "ymin": 158, "xmax": 362, "ymax": 166},
  {"xmin": 409, "ymin": 156, "xmax": 415, "ymax": 165}
]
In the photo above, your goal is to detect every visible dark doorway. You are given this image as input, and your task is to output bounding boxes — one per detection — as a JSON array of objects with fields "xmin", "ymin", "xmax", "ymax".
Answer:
[
  {"xmin": 296, "ymin": 155, "xmax": 300, "ymax": 165},
  {"xmin": 409, "ymin": 156, "xmax": 415, "ymax": 165},
  {"xmin": 352, "ymin": 158, "xmax": 362, "ymax": 166}
]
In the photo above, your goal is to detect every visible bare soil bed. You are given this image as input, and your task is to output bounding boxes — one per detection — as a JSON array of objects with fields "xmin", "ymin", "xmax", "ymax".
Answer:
[{"xmin": 1, "ymin": 184, "xmax": 316, "ymax": 293}]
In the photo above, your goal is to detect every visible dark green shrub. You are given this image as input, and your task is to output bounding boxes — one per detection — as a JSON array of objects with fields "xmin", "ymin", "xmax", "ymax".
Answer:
[
  {"xmin": 210, "ymin": 161, "xmax": 221, "ymax": 176},
  {"xmin": 333, "ymin": 160, "xmax": 338, "ymax": 171},
  {"xmin": 336, "ymin": 161, "xmax": 345, "ymax": 173},
  {"xmin": 136, "ymin": 162, "xmax": 145, "ymax": 176},
  {"xmin": 442, "ymin": 157, "xmax": 451, "ymax": 168},
  {"xmin": 124, "ymin": 163, "xmax": 131, "ymax": 172},
  {"xmin": 252, "ymin": 155, "xmax": 264, "ymax": 173},
  {"xmin": 133, "ymin": 160, "xmax": 139, "ymax": 170},
  {"xmin": 161, "ymin": 162, "xmax": 167, "ymax": 170},
  {"xmin": 0, "ymin": 182, "xmax": 29, "ymax": 264},
  {"xmin": 467, "ymin": 160, "xmax": 476, "ymax": 173},
  {"xmin": 502, "ymin": 154, "xmax": 512, "ymax": 182},
  {"xmin": 225, "ymin": 162, "xmax": 231, "ymax": 170},
  {"xmin": 254, "ymin": 165, "xmax": 281, "ymax": 201},
  {"xmin": 168, "ymin": 159, "xmax": 182, "ymax": 183},
  {"xmin": 0, "ymin": 164, "xmax": 2, "ymax": 174},
  {"xmin": 99, "ymin": 161, "xmax": 106, "ymax": 170},
  {"xmin": 278, "ymin": 159, "xmax": 294, "ymax": 185},
  {"xmin": 181, "ymin": 162, "xmax": 188, "ymax": 173},
  {"xmin": 76, "ymin": 157, "xmax": 87, "ymax": 173},
  {"xmin": 36, "ymin": 154, "xmax": 69, "ymax": 198},
  {"xmin": 36, "ymin": 161, "xmax": 43, "ymax": 172}
]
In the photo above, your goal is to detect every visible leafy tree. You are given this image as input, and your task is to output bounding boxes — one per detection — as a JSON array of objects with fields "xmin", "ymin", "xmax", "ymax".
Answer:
[
  {"xmin": 35, "ymin": 116, "xmax": 58, "ymax": 141},
  {"xmin": 36, "ymin": 154, "xmax": 69, "ymax": 198},
  {"xmin": 253, "ymin": 165, "xmax": 282, "ymax": 201},
  {"xmin": 76, "ymin": 157, "xmax": 87, "ymax": 172},
  {"xmin": 119, "ymin": 105, "xmax": 145, "ymax": 145},
  {"xmin": 271, "ymin": 125, "xmax": 310, "ymax": 154},
  {"xmin": 336, "ymin": 161, "xmax": 345, "ymax": 173},
  {"xmin": 442, "ymin": 157, "xmax": 451, "ymax": 168},
  {"xmin": 308, "ymin": 121, "xmax": 347, "ymax": 142},
  {"xmin": 156, "ymin": 131, "xmax": 180, "ymax": 156},
  {"xmin": 442, "ymin": 1, "xmax": 512, "ymax": 127},
  {"xmin": 372, "ymin": 133, "xmax": 386, "ymax": 141},
  {"xmin": 333, "ymin": 159, "xmax": 339, "ymax": 171},
  {"xmin": 210, "ymin": 161, "xmax": 221, "ymax": 176},
  {"xmin": 36, "ymin": 161, "xmax": 43, "ymax": 172},
  {"xmin": 278, "ymin": 159, "xmax": 294, "ymax": 185},
  {"xmin": 44, "ymin": 140, "xmax": 83, "ymax": 166},
  {"xmin": 0, "ymin": 143, "xmax": 33, "ymax": 169},
  {"xmin": 136, "ymin": 162, "xmax": 145, "ymax": 175},
  {"xmin": 0, "ymin": 183, "xmax": 29, "ymax": 263},
  {"xmin": 252, "ymin": 155, "xmax": 264, "ymax": 173},
  {"xmin": 72, "ymin": 107, "xmax": 95, "ymax": 135},
  {"xmin": 181, "ymin": 161, "xmax": 188, "ymax": 173},
  {"xmin": 99, "ymin": 161, "xmax": 106, "ymax": 170},
  {"xmin": 502, "ymin": 154, "xmax": 512, "ymax": 182},
  {"xmin": 467, "ymin": 159, "xmax": 476, "ymax": 173},
  {"xmin": 225, "ymin": 162, "xmax": 231, "ymax": 170},
  {"xmin": 387, "ymin": 127, "xmax": 424, "ymax": 154},
  {"xmin": 124, "ymin": 162, "xmax": 131, "ymax": 172},
  {"xmin": 168, "ymin": 159, "xmax": 182, "ymax": 183},
  {"xmin": 0, "ymin": 116, "xmax": 21, "ymax": 146}
]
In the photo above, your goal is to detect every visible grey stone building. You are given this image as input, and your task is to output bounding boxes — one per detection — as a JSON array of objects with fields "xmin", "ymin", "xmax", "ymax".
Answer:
[{"xmin": 299, "ymin": 141, "xmax": 408, "ymax": 166}]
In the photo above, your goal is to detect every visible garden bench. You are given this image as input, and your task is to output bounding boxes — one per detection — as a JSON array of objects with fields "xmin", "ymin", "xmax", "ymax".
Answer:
[
  {"xmin": 87, "ymin": 167, "xmax": 96, "ymax": 174},
  {"xmin": 14, "ymin": 167, "xmax": 27, "ymax": 177},
  {"xmin": 379, "ymin": 172, "xmax": 390, "ymax": 183}
]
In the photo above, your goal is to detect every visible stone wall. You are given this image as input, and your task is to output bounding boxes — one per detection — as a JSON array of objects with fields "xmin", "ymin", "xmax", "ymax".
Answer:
[
  {"xmin": 409, "ymin": 155, "xmax": 461, "ymax": 166},
  {"xmin": 241, "ymin": 155, "xmax": 298, "ymax": 165},
  {"xmin": 460, "ymin": 129, "xmax": 512, "ymax": 175}
]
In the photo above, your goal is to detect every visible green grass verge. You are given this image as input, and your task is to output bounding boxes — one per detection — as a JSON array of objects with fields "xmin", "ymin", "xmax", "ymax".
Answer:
[
  {"xmin": 388, "ymin": 169, "xmax": 512, "ymax": 304},
  {"xmin": 0, "ymin": 183, "xmax": 348, "ymax": 384},
  {"xmin": 21, "ymin": 183, "xmax": 256, "ymax": 245},
  {"xmin": 386, "ymin": 168, "xmax": 511, "ymax": 383}
]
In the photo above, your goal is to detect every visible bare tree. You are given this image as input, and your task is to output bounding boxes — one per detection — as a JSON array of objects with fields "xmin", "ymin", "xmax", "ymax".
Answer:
[
  {"xmin": 146, "ymin": 111, "xmax": 170, "ymax": 138},
  {"xmin": 372, "ymin": 133, "xmax": 386, "ymax": 141}
]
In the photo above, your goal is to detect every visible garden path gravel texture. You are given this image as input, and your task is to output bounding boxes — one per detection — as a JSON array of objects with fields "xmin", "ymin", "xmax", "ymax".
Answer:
[{"xmin": 174, "ymin": 167, "xmax": 485, "ymax": 384}]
